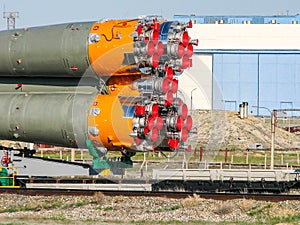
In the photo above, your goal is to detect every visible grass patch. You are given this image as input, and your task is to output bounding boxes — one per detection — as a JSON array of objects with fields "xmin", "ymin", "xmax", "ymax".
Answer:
[
  {"xmin": 145, "ymin": 208, "xmax": 163, "ymax": 213},
  {"xmin": 268, "ymin": 213, "xmax": 300, "ymax": 224},
  {"xmin": 0, "ymin": 202, "xmax": 63, "ymax": 213},
  {"xmin": 49, "ymin": 213, "xmax": 70, "ymax": 222},
  {"xmin": 146, "ymin": 204, "xmax": 181, "ymax": 213},
  {"xmin": 1, "ymin": 206, "xmax": 19, "ymax": 213},
  {"xmin": 246, "ymin": 202, "xmax": 300, "ymax": 225},
  {"xmin": 166, "ymin": 205, "xmax": 181, "ymax": 211},
  {"xmin": 103, "ymin": 206, "xmax": 113, "ymax": 211},
  {"xmin": 74, "ymin": 200, "xmax": 88, "ymax": 207},
  {"xmin": 0, "ymin": 198, "xmax": 94, "ymax": 213},
  {"xmin": 248, "ymin": 203, "xmax": 272, "ymax": 217}
]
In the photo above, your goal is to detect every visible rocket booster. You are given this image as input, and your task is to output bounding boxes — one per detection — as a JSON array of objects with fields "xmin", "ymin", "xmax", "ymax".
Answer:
[
  {"xmin": 0, "ymin": 16, "xmax": 198, "ymax": 152},
  {"xmin": 0, "ymin": 19, "xmax": 143, "ymax": 77}
]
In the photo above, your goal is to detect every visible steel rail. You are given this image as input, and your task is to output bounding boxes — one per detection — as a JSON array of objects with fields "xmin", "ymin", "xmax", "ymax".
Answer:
[{"xmin": 0, "ymin": 188, "xmax": 300, "ymax": 202}]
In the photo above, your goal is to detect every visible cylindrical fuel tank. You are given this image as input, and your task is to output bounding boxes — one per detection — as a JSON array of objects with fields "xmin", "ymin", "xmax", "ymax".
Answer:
[
  {"xmin": 0, "ymin": 92, "xmax": 97, "ymax": 147},
  {"xmin": 0, "ymin": 22, "xmax": 93, "ymax": 77},
  {"xmin": 0, "ymin": 20, "xmax": 138, "ymax": 77}
]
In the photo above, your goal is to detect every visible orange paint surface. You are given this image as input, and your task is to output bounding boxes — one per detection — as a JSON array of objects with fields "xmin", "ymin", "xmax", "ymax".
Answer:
[
  {"xmin": 87, "ymin": 94, "xmax": 134, "ymax": 150},
  {"xmin": 88, "ymin": 20, "xmax": 139, "ymax": 76}
]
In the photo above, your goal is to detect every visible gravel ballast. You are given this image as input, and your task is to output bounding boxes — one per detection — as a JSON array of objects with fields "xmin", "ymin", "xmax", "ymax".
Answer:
[{"xmin": 0, "ymin": 193, "xmax": 299, "ymax": 224}]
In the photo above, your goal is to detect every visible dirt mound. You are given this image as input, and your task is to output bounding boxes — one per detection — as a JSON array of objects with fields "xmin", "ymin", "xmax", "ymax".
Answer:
[{"xmin": 193, "ymin": 110, "xmax": 300, "ymax": 150}]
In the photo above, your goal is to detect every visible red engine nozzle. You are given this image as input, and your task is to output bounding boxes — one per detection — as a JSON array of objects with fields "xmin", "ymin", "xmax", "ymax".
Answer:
[{"xmin": 132, "ymin": 19, "xmax": 196, "ymax": 151}]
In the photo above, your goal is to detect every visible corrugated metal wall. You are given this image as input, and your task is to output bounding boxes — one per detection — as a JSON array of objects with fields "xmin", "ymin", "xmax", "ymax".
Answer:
[{"xmin": 213, "ymin": 53, "xmax": 300, "ymax": 116}]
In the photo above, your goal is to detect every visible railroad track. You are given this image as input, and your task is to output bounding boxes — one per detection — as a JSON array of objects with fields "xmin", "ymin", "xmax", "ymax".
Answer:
[{"xmin": 0, "ymin": 188, "xmax": 300, "ymax": 202}]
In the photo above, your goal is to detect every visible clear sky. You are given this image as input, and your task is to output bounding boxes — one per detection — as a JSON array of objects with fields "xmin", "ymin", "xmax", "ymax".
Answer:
[{"xmin": 1, "ymin": 0, "xmax": 300, "ymax": 29}]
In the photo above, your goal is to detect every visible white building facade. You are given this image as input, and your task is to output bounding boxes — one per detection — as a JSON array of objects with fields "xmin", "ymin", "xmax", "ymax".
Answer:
[{"xmin": 177, "ymin": 15, "xmax": 300, "ymax": 116}]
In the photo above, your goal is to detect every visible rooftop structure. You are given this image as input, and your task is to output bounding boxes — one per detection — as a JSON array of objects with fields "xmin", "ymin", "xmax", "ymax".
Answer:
[{"xmin": 174, "ymin": 14, "xmax": 300, "ymax": 24}]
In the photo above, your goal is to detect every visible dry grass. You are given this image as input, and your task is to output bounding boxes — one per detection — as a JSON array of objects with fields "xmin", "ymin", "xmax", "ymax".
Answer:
[
  {"xmin": 92, "ymin": 192, "xmax": 106, "ymax": 205},
  {"xmin": 213, "ymin": 202, "xmax": 235, "ymax": 215},
  {"xmin": 237, "ymin": 199, "xmax": 256, "ymax": 213},
  {"xmin": 181, "ymin": 194, "xmax": 204, "ymax": 208},
  {"xmin": 269, "ymin": 205, "xmax": 297, "ymax": 218},
  {"xmin": 112, "ymin": 195, "xmax": 127, "ymax": 204}
]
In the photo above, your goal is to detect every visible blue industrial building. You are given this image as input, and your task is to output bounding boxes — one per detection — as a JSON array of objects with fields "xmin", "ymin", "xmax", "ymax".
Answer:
[
  {"xmin": 174, "ymin": 14, "xmax": 300, "ymax": 24},
  {"xmin": 175, "ymin": 15, "xmax": 300, "ymax": 116},
  {"xmin": 212, "ymin": 52, "xmax": 300, "ymax": 116}
]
